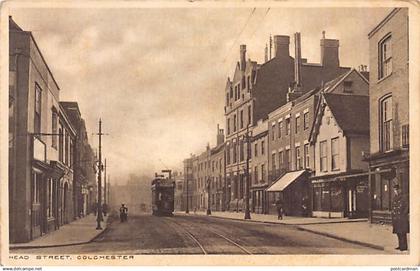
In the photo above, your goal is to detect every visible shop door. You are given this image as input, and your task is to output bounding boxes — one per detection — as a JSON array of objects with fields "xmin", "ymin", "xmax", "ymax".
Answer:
[
  {"xmin": 355, "ymin": 183, "xmax": 369, "ymax": 217},
  {"xmin": 31, "ymin": 171, "xmax": 42, "ymax": 239}
]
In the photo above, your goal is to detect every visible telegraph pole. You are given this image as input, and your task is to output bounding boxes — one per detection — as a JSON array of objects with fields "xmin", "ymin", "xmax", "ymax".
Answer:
[
  {"xmin": 107, "ymin": 174, "xmax": 110, "ymax": 208},
  {"xmin": 95, "ymin": 119, "xmax": 104, "ymax": 230},
  {"xmin": 104, "ymin": 159, "xmax": 107, "ymax": 205}
]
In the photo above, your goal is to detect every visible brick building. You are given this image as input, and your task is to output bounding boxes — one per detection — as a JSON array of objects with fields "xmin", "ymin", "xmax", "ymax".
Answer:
[{"xmin": 366, "ymin": 8, "xmax": 409, "ymax": 224}]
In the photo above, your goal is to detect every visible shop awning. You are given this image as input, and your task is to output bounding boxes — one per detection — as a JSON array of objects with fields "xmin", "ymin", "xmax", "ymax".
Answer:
[{"xmin": 266, "ymin": 170, "xmax": 307, "ymax": 192}]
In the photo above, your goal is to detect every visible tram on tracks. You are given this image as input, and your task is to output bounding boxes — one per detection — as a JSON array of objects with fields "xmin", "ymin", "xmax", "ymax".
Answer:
[{"xmin": 151, "ymin": 174, "xmax": 175, "ymax": 216}]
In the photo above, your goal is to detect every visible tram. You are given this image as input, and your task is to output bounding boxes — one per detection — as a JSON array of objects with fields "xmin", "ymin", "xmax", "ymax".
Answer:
[{"xmin": 151, "ymin": 176, "xmax": 175, "ymax": 216}]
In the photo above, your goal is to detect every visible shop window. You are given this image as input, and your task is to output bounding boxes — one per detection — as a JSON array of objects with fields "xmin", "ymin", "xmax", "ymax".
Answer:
[
  {"xmin": 330, "ymin": 183, "xmax": 344, "ymax": 212},
  {"xmin": 313, "ymin": 185, "xmax": 322, "ymax": 211},
  {"xmin": 379, "ymin": 34, "xmax": 392, "ymax": 79}
]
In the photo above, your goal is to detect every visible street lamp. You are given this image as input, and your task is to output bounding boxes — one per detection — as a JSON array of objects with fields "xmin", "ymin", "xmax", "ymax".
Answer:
[
  {"xmin": 244, "ymin": 124, "xmax": 251, "ymax": 220},
  {"xmin": 206, "ymin": 178, "xmax": 212, "ymax": 215}
]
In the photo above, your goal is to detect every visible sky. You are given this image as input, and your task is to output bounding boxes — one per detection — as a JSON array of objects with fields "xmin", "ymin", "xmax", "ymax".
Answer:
[{"xmin": 9, "ymin": 6, "xmax": 392, "ymax": 183}]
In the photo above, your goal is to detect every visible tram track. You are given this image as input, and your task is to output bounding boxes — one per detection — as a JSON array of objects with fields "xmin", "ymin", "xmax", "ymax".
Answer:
[{"xmin": 163, "ymin": 217, "xmax": 252, "ymax": 255}]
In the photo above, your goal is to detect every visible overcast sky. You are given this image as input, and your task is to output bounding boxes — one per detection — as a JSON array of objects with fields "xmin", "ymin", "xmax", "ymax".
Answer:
[{"xmin": 10, "ymin": 6, "xmax": 392, "ymax": 183}]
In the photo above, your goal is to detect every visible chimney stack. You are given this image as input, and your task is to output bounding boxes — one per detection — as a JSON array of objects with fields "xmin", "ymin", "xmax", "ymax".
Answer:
[
  {"xmin": 240, "ymin": 44, "xmax": 246, "ymax": 71},
  {"xmin": 273, "ymin": 35, "xmax": 290, "ymax": 58},
  {"xmin": 320, "ymin": 31, "xmax": 340, "ymax": 67},
  {"xmin": 264, "ymin": 43, "xmax": 268, "ymax": 62},
  {"xmin": 216, "ymin": 124, "xmax": 225, "ymax": 146},
  {"xmin": 294, "ymin": 32, "xmax": 302, "ymax": 87}
]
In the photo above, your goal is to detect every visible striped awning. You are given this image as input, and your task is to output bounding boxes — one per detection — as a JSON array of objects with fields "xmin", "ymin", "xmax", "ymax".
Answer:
[{"xmin": 266, "ymin": 170, "xmax": 307, "ymax": 192}]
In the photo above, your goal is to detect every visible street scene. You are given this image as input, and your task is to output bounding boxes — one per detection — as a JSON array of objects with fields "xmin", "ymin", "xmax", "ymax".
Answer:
[{"xmin": 6, "ymin": 5, "xmax": 413, "ymax": 261}]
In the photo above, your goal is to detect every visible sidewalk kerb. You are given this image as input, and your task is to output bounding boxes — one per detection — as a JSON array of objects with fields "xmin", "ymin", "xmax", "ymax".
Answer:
[
  {"xmin": 296, "ymin": 226, "xmax": 384, "ymax": 251},
  {"xmin": 9, "ymin": 217, "xmax": 111, "ymax": 250}
]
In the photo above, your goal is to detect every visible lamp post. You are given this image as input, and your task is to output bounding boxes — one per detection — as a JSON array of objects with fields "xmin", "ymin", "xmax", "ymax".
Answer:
[
  {"xmin": 206, "ymin": 178, "xmax": 212, "ymax": 215},
  {"xmin": 244, "ymin": 124, "xmax": 251, "ymax": 219},
  {"xmin": 95, "ymin": 118, "xmax": 104, "ymax": 230}
]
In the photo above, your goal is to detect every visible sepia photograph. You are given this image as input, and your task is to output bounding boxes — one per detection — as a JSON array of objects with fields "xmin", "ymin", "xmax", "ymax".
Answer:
[{"xmin": 1, "ymin": 0, "xmax": 419, "ymax": 267}]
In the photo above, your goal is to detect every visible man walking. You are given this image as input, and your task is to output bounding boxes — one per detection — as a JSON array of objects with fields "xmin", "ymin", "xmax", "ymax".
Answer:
[
  {"xmin": 275, "ymin": 197, "xmax": 284, "ymax": 220},
  {"xmin": 391, "ymin": 182, "xmax": 409, "ymax": 251}
]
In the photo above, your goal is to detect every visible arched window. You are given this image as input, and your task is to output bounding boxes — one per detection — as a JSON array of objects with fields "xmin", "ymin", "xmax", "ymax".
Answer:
[{"xmin": 380, "ymin": 95, "xmax": 393, "ymax": 152}]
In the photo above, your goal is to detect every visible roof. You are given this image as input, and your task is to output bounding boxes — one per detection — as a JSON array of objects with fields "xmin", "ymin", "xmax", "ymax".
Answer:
[
  {"xmin": 266, "ymin": 170, "xmax": 307, "ymax": 192},
  {"xmin": 323, "ymin": 93, "xmax": 370, "ymax": 135},
  {"xmin": 368, "ymin": 8, "xmax": 401, "ymax": 38}
]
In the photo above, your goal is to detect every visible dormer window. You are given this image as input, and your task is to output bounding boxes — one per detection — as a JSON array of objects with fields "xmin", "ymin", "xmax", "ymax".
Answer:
[{"xmin": 343, "ymin": 80, "xmax": 353, "ymax": 93}]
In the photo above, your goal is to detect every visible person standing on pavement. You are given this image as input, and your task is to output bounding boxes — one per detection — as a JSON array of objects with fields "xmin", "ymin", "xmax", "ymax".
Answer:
[
  {"xmin": 275, "ymin": 197, "xmax": 284, "ymax": 220},
  {"xmin": 391, "ymin": 181, "xmax": 409, "ymax": 251}
]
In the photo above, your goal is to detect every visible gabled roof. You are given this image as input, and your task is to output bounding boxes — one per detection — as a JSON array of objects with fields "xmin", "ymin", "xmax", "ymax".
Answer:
[
  {"xmin": 324, "ymin": 94, "xmax": 369, "ymax": 135},
  {"xmin": 309, "ymin": 93, "xmax": 369, "ymax": 143}
]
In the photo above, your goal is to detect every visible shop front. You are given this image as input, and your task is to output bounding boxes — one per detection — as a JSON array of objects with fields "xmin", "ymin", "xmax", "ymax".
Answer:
[
  {"xmin": 311, "ymin": 172, "xmax": 369, "ymax": 218},
  {"xmin": 266, "ymin": 170, "xmax": 310, "ymax": 216},
  {"xmin": 251, "ymin": 185, "xmax": 267, "ymax": 214}
]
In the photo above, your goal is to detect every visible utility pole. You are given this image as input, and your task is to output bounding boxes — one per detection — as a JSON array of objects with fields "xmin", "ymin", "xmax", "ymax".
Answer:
[
  {"xmin": 206, "ymin": 178, "xmax": 212, "ymax": 215},
  {"xmin": 186, "ymin": 164, "xmax": 189, "ymax": 214},
  {"xmin": 108, "ymin": 174, "xmax": 110, "ymax": 208},
  {"xmin": 95, "ymin": 119, "xmax": 104, "ymax": 230},
  {"xmin": 104, "ymin": 159, "xmax": 107, "ymax": 205},
  {"xmin": 244, "ymin": 124, "xmax": 251, "ymax": 219}
]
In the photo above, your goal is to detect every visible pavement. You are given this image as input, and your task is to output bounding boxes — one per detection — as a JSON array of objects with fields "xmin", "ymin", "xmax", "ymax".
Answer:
[
  {"xmin": 10, "ymin": 214, "xmax": 110, "ymax": 249},
  {"xmin": 178, "ymin": 210, "xmax": 409, "ymax": 253}
]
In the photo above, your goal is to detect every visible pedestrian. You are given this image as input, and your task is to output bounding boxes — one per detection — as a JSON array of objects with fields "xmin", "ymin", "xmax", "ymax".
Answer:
[
  {"xmin": 120, "ymin": 203, "xmax": 128, "ymax": 222},
  {"xmin": 102, "ymin": 203, "xmax": 108, "ymax": 217},
  {"xmin": 275, "ymin": 197, "xmax": 284, "ymax": 220},
  {"xmin": 391, "ymin": 182, "xmax": 409, "ymax": 251},
  {"xmin": 301, "ymin": 196, "xmax": 309, "ymax": 217}
]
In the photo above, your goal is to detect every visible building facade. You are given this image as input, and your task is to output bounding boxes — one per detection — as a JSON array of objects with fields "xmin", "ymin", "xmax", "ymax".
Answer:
[
  {"xmin": 367, "ymin": 8, "xmax": 409, "ymax": 224},
  {"xmin": 309, "ymin": 93, "xmax": 370, "ymax": 218}
]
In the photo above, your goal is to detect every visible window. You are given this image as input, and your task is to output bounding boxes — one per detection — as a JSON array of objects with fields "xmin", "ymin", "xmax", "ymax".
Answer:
[
  {"xmin": 47, "ymin": 178, "xmax": 54, "ymax": 218},
  {"xmin": 343, "ymin": 81, "xmax": 353, "ymax": 93},
  {"xmin": 34, "ymin": 83, "xmax": 42, "ymax": 135},
  {"xmin": 58, "ymin": 127, "xmax": 63, "ymax": 162},
  {"xmin": 285, "ymin": 149, "xmax": 290, "ymax": 170},
  {"xmin": 331, "ymin": 137, "xmax": 339, "ymax": 170},
  {"xmin": 233, "ymin": 115, "xmax": 237, "ymax": 132},
  {"xmin": 233, "ymin": 142, "xmax": 237, "ymax": 163},
  {"xmin": 295, "ymin": 146, "xmax": 302, "ymax": 170},
  {"xmin": 240, "ymin": 140, "xmax": 244, "ymax": 161},
  {"xmin": 279, "ymin": 151, "xmax": 284, "ymax": 168},
  {"xmin": 69, "ymin": 139, "xmax": 74, "ymax": 168},
  {"xmin": 320, "ymin": 140, "xmax": 327, "ymax": 172},
  {"xmin": 242, "ymin": 76, "xmax": 246, "ymax": 90},
  {"xmin": 261, "ymin": 140, "xmax": 265, "ymax": 155},
  {"xmin": 380, "ymin": 96, "xmax": 393, "ymax": 152},
  {"xmin": 247, "ymin": 76, "xmax": 251, "ymax": 91},
  {"xmin": 254, "ymin": 166, "xmax": 258, "ymax": 184},
  {"xmin": 230, "ymin": 86, "xmax": 233, "ymax": 98},
  {"xmin": 271, "ymin": 124, "xmax": 276, "ymax": 140},
  {"xmin": 402, "ymin": 124, "xmax": 409, "ymax": 148},
  {"xmin": 240, "ymin": 110, "xmax": 244, "ymax": 129},
  {"xmin": 278, "ymin": 121, "xmax": 283, "ymax": 138},
  {"xmin": 51, "ymin": 110, "xmax": 58, "ymax": 149},
  {"xmin": 303, "ymin": 112, "xmax": 309, "ymax": 130},
  {"xmin": 304, "ymin": 143, "xmax": 310, "ymax": 169},
  {"xmin": 286, "ymin": 118, "xmax": 290, "ymax": 135},
  {"xmin": 247, "ymin": 105, "xmax": 252, "ymax": 126},
  {"xmin": 379, "ymin": 35, "xmax": 392, "ymax": 79},
  {"xmin": 254, "ymin": 143, "xmax": 258, "ymax": 157},
  {"xmin": 226, "ymin": 93, "xmax": 229, "ymax": 105},
  {"xmin": 261, "ymin": 164, "xmax": 265, "ymax": 182},
  {"xmin": 295, "ymin": 115, "xmax": 300, "ymax": 134},
  {"xmin": 65, "ymin": 131, "xmax": 69, "ymax": 165},
  {"xmin": 272, "ymin": 153, "xmax": 276, "ymax": 172}
]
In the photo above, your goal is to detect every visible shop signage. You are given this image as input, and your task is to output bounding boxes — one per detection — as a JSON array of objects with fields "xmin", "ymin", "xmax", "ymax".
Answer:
[
  {"xmin": 33, "ymin": 136, "xmax": 46, "ymax": 162},
  {"xmin": 356, "ymin": 185, "xmax": 367, "ymax": 193}
]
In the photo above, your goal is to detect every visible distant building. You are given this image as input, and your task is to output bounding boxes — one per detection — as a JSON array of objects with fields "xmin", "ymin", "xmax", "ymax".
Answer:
[
  {"xmin": 249, "ymin": 119, "xmax": 268, "ymax": 214},
  {"xmin": 366, "ymin": 8, "xmax": 409, "ymax": 224},
  {"xmin": 174, "ymin": 171, "xmax": 184, "ymax": 211}
]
